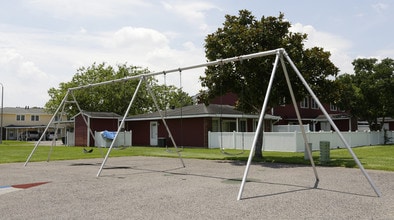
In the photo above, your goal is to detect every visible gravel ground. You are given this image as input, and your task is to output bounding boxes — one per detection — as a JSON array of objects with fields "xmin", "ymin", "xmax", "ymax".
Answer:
[{"xmin": 0, "ymin": 156, "xmax": 393, "ymax": 220}]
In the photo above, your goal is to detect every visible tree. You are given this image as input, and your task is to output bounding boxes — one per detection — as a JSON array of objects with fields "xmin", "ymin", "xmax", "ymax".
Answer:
[
  {"xmin": 201, "ymin": 10, "xmax": 339, "ymax": 158},
  {"xmin": 335, "ymin": 58, "xmax": 394, "ymax": 131},
  {"xmin": 45, "ymin": 63, "xmax": 193, "ymax": 118}
]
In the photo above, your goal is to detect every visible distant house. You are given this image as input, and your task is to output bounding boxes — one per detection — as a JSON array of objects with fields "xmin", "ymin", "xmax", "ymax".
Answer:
[
  {"xmin": 1, "ymin": 106, "xmax": 66, "ymax": 141},
  {"xmin": 124, "ymin": 103, "xmax": 280, "ymax": 148},
  {"xmin": 271, "ymin": 96, "xmax": 357, "ymax": 131},
  {"xmin": 72, "ymin": 111, "xmax": 121, "ymax": 146},
  {"xmin": 378, "ymin": 117, "xmax": 394, "ymax": 131}
]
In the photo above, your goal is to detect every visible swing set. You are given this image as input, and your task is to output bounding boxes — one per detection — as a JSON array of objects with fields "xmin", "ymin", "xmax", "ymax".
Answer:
[{"xmin": 24, "ymin": 48, "xmax": 381, "ymax": 200}]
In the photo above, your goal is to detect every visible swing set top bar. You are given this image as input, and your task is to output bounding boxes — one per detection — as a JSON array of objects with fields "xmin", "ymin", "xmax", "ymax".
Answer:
[{"xmin": 69, "ymin": 48, "xmax": 282, "ymax": 91}]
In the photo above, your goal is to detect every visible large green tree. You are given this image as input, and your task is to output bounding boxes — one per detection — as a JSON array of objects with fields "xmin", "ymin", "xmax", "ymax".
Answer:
[
  {"xmin": 335, "ymin": 58, "xmax": 394, "ymax": 131},
  {"xmin": 45, "ymin": 63, "xmax": 193, "ymax": 118},
  {"xmin": 201, "ymin": 10, "xmax": 339, "ymax": 158}
]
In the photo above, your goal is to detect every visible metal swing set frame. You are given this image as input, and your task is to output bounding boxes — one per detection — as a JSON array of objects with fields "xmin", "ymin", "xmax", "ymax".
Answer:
[{"xmin": 23, "ymin": 48, "xmax": 381, "ymax": 200}]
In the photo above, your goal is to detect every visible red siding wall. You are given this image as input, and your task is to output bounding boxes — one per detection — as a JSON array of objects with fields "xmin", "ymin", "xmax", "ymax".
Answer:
[
  {"xmin": 160, "ymin": 118, "xmax": 207, "ymax": 148},
  {"xmin": 389, "ymin": 122, "xmax": 394, "ymax": 130},
  {"xmin": 125, "ymin": 117, "xmax": 271, "ymax": 148},
  {"xmin": 272, "ymin": 102, "xmax": 356, "ymax": 131},
  {"xmin": 273, "ymin": 103, "xmax": 336, "ymax": 121},
  {"xmin": 126, "ymin": 117, "xmax": 211, "ymax": 148},
  {"xmin": 209, "ymin": 93, "xmax": 238, "ymax": 106},
  {"xmin": 74, "ymin": 115, "xmax": 118, "ymax": 146},
  {"xmin": 75, "ymin": 115, "xmax": 87, "ymax": 146},
  {"xmin": 125, "ymin": 121, "xmax": 151, "ymax": 146}
]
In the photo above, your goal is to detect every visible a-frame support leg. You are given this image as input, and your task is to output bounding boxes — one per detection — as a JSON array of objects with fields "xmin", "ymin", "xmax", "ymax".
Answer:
[
  {"xmin": 237, "ymin": 51, "xmax": 281, "ymax": 200},
  {"xmin": 145, "ymin": 77, "xmax": 185, "ymax": 168},
  {"xmin": 24, "ymin": 89, "xmax": 72, "ymax": 166},
  {"xmin": 280, "ymin": 54, "xmax": 320, "ymax": 188},
  {"xmin": 237, "ymin": 48, "xmax": 380, "ymax": 200},
  {"xmin": 97, "ymin": 77, "xmax": 144, "ymax": 177},
  {"xmin": 96, "ymin": 76, "xmax": 185, "ymax": 177},
  {"xmin": 69, "ymin": 90, "xmax": 104, "ymax": 157},
  {"xmin": 46, "ymin": 94, "xmax": 69, "ymax": 162},
  {"xmin": 282, "ymin": 50, "xmax": 381, "ymax": 197}
]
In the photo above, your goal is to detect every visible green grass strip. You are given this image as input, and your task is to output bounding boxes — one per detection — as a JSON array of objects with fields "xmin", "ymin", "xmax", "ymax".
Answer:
[{"xmin": 1, "ymin": 141, "xmax": 393, "ymax": 171}]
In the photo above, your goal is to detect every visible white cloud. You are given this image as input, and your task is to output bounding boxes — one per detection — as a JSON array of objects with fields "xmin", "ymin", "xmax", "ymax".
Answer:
[
  {"xmin": 0, "ymin": 49, "xmax": 47, "ymax": 81},
  {"xmin": 111, "ymin": 27, "xmax": 169, "ymax": 50},
  {"xmin": 27, "ymin": 0, "xmax": 151, "ymax": 19},
  {"xmin": 162, "ymin": 1, "xmax": 218, "ymax": 32},
  {"xmin": 0, "ymin": 48, "xmax": 53, "ymax": 107},
  {"xmin": 372, "ymin": 3, "xmax": 389, "ymax": 14},
  {"xmin": 290, "ymin": 23, "xmax": 354, "ymax": 74},
  {"xmin": 1, "ymin": 0, "xmax": 392, "ymax": 109},
  {"xmin": 0, "ymin": 24, "xmax": 206, "ymax": 107}
]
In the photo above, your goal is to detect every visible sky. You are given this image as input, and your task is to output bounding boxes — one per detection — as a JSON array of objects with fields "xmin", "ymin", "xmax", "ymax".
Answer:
[{"xmin": 1, "ymin": 0, "xmax": 393, "ymax": 107}]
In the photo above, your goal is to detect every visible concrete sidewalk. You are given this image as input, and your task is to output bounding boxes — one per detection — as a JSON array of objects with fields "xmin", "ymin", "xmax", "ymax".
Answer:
[{"xmin": 1, "ymin": 156, "xmax": 393, "ymax": 219}]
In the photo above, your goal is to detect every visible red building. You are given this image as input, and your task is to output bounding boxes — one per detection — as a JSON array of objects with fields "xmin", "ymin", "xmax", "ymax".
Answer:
[
  {"xmin": 272, "ymin": 96, "xmax": 357, "ymax": 131},
  {"xmin": 125, "ymin": 103, "xmax": 279, "ymax": 148},
  {"xmin": 73, "ymin": 111, "xmax": 120, "ymax": 146}
]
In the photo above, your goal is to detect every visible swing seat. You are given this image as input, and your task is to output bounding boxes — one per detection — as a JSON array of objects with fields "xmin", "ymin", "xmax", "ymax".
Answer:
[{"xmin": 83, "ymin": 148, "xmax": 93, "ymax": 153}]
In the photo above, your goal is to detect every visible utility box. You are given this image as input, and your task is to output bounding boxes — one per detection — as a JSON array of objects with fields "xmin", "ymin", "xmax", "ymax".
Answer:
[
  {"xmin": 319, "ymin": 141, "xmax": 330, "ymax": 164},
  {"xmin": 158, "ymin": 137, "xmax": 166, "ymax": 147}
]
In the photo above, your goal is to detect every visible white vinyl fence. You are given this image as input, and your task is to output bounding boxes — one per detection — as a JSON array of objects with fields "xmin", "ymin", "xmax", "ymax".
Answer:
[
  {"xmin": 65, "ymin": 131, "xmax": 132, "ymax": 147},
  {"xmin": 94, "ymin": 131, "xmax": 132, "ymax": 148},
  {"xmin": 66, "ymin": 131, "xmax": 74, "ymax": 146},
  {"xmin": 208, "ymin": 130, "xmax": 393, "ymax": 152},
  {"xmin": 273, "ymin": 124, "xmax": 310, "ymax": 132}
]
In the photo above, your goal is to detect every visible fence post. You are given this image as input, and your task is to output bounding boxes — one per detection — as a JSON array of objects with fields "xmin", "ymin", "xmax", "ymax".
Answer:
[
  {"xmin": 233, "ymin": 131, "xmax": 236, "ymax": 149},
  {"xmin": 208, "ymin": 131, "xmax": 211, "ymax": 148}
]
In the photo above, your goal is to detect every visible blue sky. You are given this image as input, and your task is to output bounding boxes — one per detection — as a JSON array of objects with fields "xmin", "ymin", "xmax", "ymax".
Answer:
[{"xmin": 1, "ymin": 0, "xmax": 393, "ymax": 107}]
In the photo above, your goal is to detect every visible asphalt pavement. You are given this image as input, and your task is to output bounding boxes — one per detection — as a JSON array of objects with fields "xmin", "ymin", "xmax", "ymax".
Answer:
[{"xmin": 1, "ymin": 156, "xmax": 393, "ymax": 219}]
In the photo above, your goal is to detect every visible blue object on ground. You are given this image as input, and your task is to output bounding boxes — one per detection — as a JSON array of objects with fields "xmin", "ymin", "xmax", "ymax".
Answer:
[{"xmin": 101, "ymin": 130, "xmax": 116, "ymax": 140}]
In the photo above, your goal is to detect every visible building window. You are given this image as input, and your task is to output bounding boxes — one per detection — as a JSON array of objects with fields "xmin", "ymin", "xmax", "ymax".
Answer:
[
  {"xmin": 238, "ymin": 119, "xmax": 247, "ymax": 132},
  {"xmin": 212, "ymin": 118, "xmax": 237, "ymax": 132},
  {"xmin": 279, "ymin": 97, "xmax": 286, "ymax": 106},
  {"xmin": 16, "ymin": 115, "xmax": 25, "ymax": 121},
  {"xmin": 212, "ymin": 118, "xmax": 220, "ymax": 132},
  {"xmin": 222, "ymin": 120, "xmax": 236, "ymax": 132},
  {"xmin": 31, "ymin": 115, "xmax": 40, "ymax": 121},
  {"xmin": 300, "ymin": 97, "xmax": 309, "ymax": 109},
  {"xmin": 311, "ymin": 98, "xmax": 319, "ymax": 109},
  {"xmin": 330, "ymin": 103, "xmax": 338, "ymax": 111}
]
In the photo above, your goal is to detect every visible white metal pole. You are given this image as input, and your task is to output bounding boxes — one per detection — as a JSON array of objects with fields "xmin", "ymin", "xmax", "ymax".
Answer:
[
  {"xmin": 145, "ymin": 77, "xmax": 185, "ymax": 168},
  {"xmin": 97, "ymin": 77, "xmax": 144, "ymax": 177},
  {"xmin": 283, "ymin": 50, "xmax": 381, "ymax": 197},
  {"xmin": 68, "ymin": 50, "xmax": 281, "ymax": 92},
  {"xmin": 237, "ymin": 50, "xmax": 281, "ymax": 200},
  {"xmin": 24, "ymin": 90, "xmax": 71, "ymax": 166},
  {"xmin": 279, "ymin": 54, "xmax": 320, "ymax": 187},
  {"xmin": 68, "ymin": 91, "xmax": 103, "ymax": 156}
]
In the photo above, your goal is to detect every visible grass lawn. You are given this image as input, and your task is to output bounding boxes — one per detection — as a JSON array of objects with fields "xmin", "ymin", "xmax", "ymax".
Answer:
[{"xmin": 1, "ymin": 141, "xmax": 393, "ymax": 171}]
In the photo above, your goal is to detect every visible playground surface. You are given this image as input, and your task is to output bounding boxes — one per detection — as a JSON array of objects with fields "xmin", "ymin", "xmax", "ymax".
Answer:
[{"xmin": 1, "ymin": 156, "xmax": 393, "ymax": 219}]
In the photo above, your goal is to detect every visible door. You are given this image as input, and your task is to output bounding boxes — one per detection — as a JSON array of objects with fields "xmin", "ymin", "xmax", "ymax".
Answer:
[{"xmin": 150, "ymin": 121, "xmax": 158, "ymax": 146}]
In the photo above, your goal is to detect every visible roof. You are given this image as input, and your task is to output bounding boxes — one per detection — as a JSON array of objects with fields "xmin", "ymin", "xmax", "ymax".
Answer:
[
  {"xmin": 314, "ymin": 113, "xmax": 351, "ymax": 121},
  {"xmin": 378, "ymin": 117, "xmax": 394, "ymax": 122},
  {"xmin": 3, "ymin": 107, "xmax": 48, "ymax": 115},
  {"xmin": 72, "ymin": 111, "xmax": 121, "ymax": 119},
  {"xmin": 126, "ymin": 103, "xmax": 280, "ymax": 121},
  {"xmin": 5, "ymin": 124, "xmax": 48, "ymax": 129}
]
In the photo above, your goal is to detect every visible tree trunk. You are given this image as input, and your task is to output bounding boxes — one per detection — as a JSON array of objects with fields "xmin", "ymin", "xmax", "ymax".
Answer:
[{"xmin": 253, "ymin": 117, "xmax": 264, "ymax": 159}]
